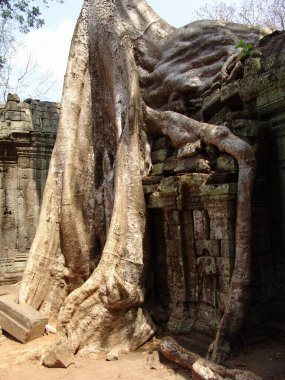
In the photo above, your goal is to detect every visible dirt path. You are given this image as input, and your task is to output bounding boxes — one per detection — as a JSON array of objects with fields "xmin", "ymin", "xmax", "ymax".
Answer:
[
  {"xmin": 1, "ymin": 330, "xmax": 285, "ymax": 379},
  {"xmin": 0, "ymin": 333, "xmax": 191, "ymax": 380}
]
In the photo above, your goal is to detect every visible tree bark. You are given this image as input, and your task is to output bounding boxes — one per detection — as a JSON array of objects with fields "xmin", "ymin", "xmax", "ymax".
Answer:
[{"xmin": 19, "ymin": 0, "xmax": 265, "ymax": 361}]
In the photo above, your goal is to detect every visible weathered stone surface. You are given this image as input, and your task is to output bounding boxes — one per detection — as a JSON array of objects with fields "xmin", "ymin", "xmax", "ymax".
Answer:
[
  {"xmin": 0, "ymin": 96, "xmax": 59, "ymax": 285},
  {"xmin": 193, "ymin": 210, "xmax": 209, "ymax": 240},
  {"xmin": 216, "ymin": 154, "xmax": 238, "ymax": 172},
  {"xmin": 0, "ymin": 294, "xmax": 48, "ymax": 342},
  {"xmin": 196, "ymin": 257, "xmax": 217, "ymax": 276},
  {"xmin": 175, "ymin": 156, "xmax": 210, "ymax": 174},
  {"xmin": 177, "ymin": 141, "xmax": 202, "ymax": 159},
  {"xmin": 43, "ymin": 347, "xmax": 74, "ymax": 368},
  {"xmin": 163, "ymin": 157, "xmax": 178, "ymax": 173},
  {"xmin": 106, "ymin": 350, "xmax": 119, "ymax": 361},
  {"xmin": 161, "ymin": 177, "xmax": 178, "ymax": 197},
  {"xmin": 151, "ymin": 163, "xmax": 164, "ymax": 175},
  {"xmin": 151, "ymin": 149, "xmax": 172, "ymax": 164},
  {"xmin": 147, "ymin": 350, "xmax": 161, "ymax": 369},
  {"xmin": 195, "ymin": 240, "xmax": 220, "ymax": 257}
]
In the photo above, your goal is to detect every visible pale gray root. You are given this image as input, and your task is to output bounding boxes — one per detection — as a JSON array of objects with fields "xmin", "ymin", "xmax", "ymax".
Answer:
[
  {"xmin": 158, "ymin": 336, "xmax": 200, "ymax": 369},
  {"xmin": 159, "ymin": 338, "xmax": 262, "ymax": 380},
  {"xmin": 19, "ymin": 0, "xmax": 259, "ymax": 362},
  {"xmin": 19, "ymin": 3, "xmax": 91, "ymax": 319},
  {"xmin": 146, "ymin": 107, "xmax": 256, "ymax": 363},
  {"xmin": 192, "ymin": 358, "xmax": 262, "ymax": 380}
]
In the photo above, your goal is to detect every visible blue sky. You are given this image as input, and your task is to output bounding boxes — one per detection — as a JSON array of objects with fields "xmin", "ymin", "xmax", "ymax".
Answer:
[{"xmin": 10, "ymin": 0, "xmax": 243, "ymax": 102}]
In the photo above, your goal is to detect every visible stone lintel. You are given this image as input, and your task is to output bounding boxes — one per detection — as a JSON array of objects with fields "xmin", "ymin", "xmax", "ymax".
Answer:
[{"xmin": 0, "ymin": 294, "xmax": 48, "ymax": 343}]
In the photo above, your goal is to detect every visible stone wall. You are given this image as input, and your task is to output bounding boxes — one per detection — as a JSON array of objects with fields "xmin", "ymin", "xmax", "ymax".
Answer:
[
  {"xmin": 0, "ymin": 94, "xmax": 59, "ymax": 285},
  {"xmin": 144, "ymin": 31, "xmax": 285, "ymax": 349}
]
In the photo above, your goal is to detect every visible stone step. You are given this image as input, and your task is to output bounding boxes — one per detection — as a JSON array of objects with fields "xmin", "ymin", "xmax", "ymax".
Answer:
[{"xmin": 0, "ymin": 294, "xmax": 48, "ymax": 343}]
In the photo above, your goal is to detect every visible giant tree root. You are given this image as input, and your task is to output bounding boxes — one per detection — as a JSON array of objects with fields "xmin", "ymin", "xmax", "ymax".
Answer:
[
  {"xmin": 158, "ymin": 336, "xmax": 200, "ymax": 369},
  {"xmin": 159, "ymin": 337, "xmax": 262, "ymax": 380},
  {"xmin": 192, "ymin": 358, "xmax": 262, "ymax": 380},
  {"xmin": 19, "ymin": 0, "xmax": 263, "ymax": 365}
]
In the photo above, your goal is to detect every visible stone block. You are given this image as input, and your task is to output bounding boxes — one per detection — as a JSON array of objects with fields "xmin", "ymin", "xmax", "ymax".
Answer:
[
  {"xmin": 163, "ymin": 196, "xmax": 177, "ymax": 210},
  {"xmin": 4, "ymin": 111, "xmax": 22, "ymax": 121},
  {"xmin": 168, "ymin": 224, "xmax": 181, "ymax": 240},
  {"xmin": 196, "ymin": 257, "xmax": 217, "ymax": 276},
  {"xmin": 177, "ymin": 141, "xmax": 201, "ymax": 159},
  {"xmin": 257, "ymin": 86, "xmax": 285, "ymax": 115},
  {"xmin": 201, "ymin": 287, "xmax": 216, "ymax": 306},
  {"xmin": 218, "ymin": 275, "xmax": 231, "ymax": 293},
  {"xmin": 151, "ymin": 163, "xmax": 164, "ymax": 176},
  {"xmin": 173, "ymin": 239, "xmax": 183, "ymax": 256},
  {"xmin": 195, "ymin": 240, "xmax": 220, "ymax": 257},
  {"xmin": 151, "ymin": 148, "xmax": 172, "ymax": 164},
  {"xmin": 43, "ymin": 347, "xmax": 74, "ymax": 368},
  {"xmin": 161, "ymin": 176, "xmax": 178, "ymax": 197},
  {"xmin": 207, "ymin": 202, "xmax": 236, "ymax": 220},
  {"xmin": 216, "ymin": 154, "xmax": 238, "ymax": 172},
  {"xmin": 143, "ymin": 183, "xmax": 158, "ymax": 194},
  {"xmin": 193, "ymin": 210, "xmax": 209, "ymax": 240},
  {"xmin": 231, "ymin": 119, "xmax": 266, "ymax": 138},
  {"xmin": 199, "ymin": 183, "xmax": 237, "ymax": 199},
  {"xmin": 178, "ymin": 173, "xmax": 209, "ymax": 188},
  {"xmin": 202, "ymin": 88, "xmax": 221, "ymax": 116},
  {"xmin": 220, "ymin": 80, "xmax": 241, "ymax": 104},
  {"xmin": 7, "ymin": 94, "xmax": 20, "ymax": 102},
  {"xmin": 163, "ymin": 157, "xmax": 177, "ymax": 173},
  {"xmin": 175, "ymin": 156, "xmax": 210, "ymax": 174},
  {"xmin": 0, "ymin": 294, "xmax": 48, "ymax": 343},
  {"xmin": 165, "ymin": 210, "xmax": 180, "ymax": 225},
  {"xmin": 209, "ymin": 217, "xmax": 235, "ymax": 240},
  {"xmin": 220, "ymin": 240, "xmax": 235, "ymax": 257},
  {"xmin": 148, "ymin": 192, "xmax": 163, "ymax": 208},
  {"xmin": 216, "ymin": 257, "xmax": 234, "ymax": 277}
]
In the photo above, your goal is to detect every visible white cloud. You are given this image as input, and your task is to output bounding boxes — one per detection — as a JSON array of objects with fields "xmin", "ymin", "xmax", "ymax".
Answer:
[
  {"xmin": 22, "ymin": 19, "xmax": 74, "ymax": 80},
  {"xmin": 9, "ymin": 19, "xmax": 75, "ymax": 101}
]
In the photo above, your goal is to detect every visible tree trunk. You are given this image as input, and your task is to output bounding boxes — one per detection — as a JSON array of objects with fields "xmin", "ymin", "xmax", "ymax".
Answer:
[{"xmin": 19, "ymin": 0, "xmax": 266, "ymax": 361}]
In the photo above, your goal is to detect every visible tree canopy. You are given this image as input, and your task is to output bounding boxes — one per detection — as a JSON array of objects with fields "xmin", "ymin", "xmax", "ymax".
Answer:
[{"xmin": 0, "ymin": 0, "xmax": 64, "ymax": 33}]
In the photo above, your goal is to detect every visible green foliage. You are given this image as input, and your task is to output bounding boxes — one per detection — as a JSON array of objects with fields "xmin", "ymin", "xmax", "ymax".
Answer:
[
  {"xmin": 235, "ymin": 39, "xmax": 254, "ymax": 57},
  {"xmin": 0, "ymin": 0, "xmax": 64, "ymax": 33}
]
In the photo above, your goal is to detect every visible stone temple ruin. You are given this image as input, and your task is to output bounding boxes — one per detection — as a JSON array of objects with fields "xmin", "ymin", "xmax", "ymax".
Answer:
[
  {"xmin": 144, "ymin": 33, "xmax": 285, "ymax": 353},
  {"xmin": 0, "ymin": 21, "xmax": 285, "ymax": 377},
  {"xmin": 0, "ymin": 94, "xmax": 59, "ymax": 285},
  {"xmin": 145, "ymin": 31, "xmax": 285, "ymax": 349}
]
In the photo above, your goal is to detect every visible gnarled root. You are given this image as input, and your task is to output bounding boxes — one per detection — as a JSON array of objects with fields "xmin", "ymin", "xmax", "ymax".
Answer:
[
  {"xmin": 192, "ymin": 358, "xmax": 262, "ymax": 380},
  {"xmin": 158, "ymin": 336, "xmax": 200, "ymax": 369},
  {"xmin": 159, "ymin": 337, "xmax": 262, "ymax": 380},
  {"xmin": 43, "ymin": 269, "xmax": 155, "ymax": 359}
]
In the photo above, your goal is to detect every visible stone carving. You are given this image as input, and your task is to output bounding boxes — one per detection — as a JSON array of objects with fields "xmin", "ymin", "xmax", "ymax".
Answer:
[{"xmin": 0, "ymin": 94, "xmax": 59, "ymax": 285}]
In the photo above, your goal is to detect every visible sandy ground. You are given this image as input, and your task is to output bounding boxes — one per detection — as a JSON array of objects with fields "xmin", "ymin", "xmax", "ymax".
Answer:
[
  {"xmin": 0, "ymin": 333, "xmax": 191, "ymax": 380},
  {"xmin": 0, "ymin": 331, "xmax": 285, "ymax": 380}
]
